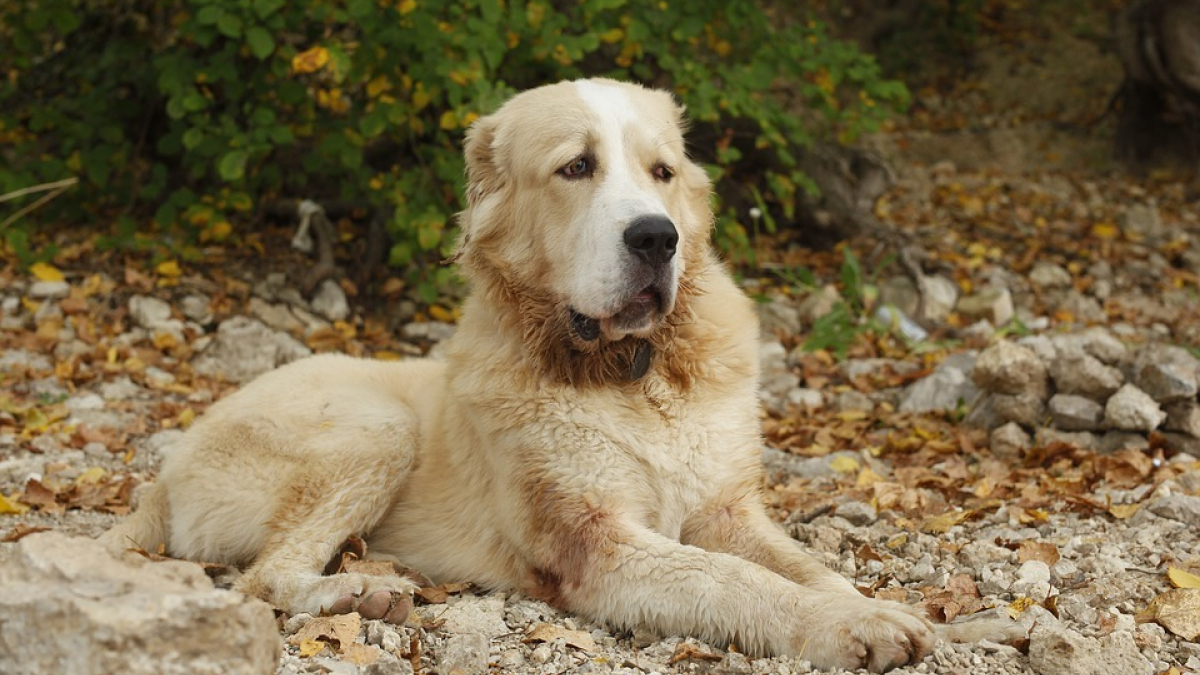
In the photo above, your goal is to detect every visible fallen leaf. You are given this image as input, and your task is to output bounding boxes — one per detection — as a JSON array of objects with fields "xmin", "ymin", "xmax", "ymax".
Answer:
[
  {"xmin": 829, "ymin": 455, "xmax": 860, "ymax": 473},
  {"xmin": 155, "ymin": 260, "xmax": 182, "ymax": 278},
  {"xmin": 523, "ymin": 623, "xmax": 597, "ymax": 653},
  {"xmin": 343, "ymin": 559, "xmax": 398, "ymax": 577},
  {"xmin": 19, "ymin": 478, "xmax": 62, "ymax": 513},
  {"xmin": 342, "ymin": 643, "xmax": 383, "ymax": 666},
  {"xmin": 0, "ymin": 492, "xmax": 30, "ymax": 515},
  {"xmin": 289, "ymin": 613, "xmax": 362, "ymax": 653},
  {"xmin": 1017, "ymin": 541, "xmax": 1060, "ymax": 566},
  {"xmin": 1007, "ymin": 596, "xmax": 1038, "ymax": 617},
  {"xmin": 2, "ymin": 524, "xmax": 50, "ymax": 542},
  {"xmin": 30, "ymin": 262, "xmax": 65, "ymax": 282},
  {"xmin": 415, "ymin": 581, "xmax": 471, "ymax": 604},
  {"xmin": 1168, "ymin": 567, "xmax": 1200, "ymax": 590},
  {"xmin": 1108, "ymin": 503, "xmax": 1141, "ymax": 519},
  {"xmin": 920, "ymin": 509, "xmax": 975, "ymax": 534},
  {"xmin": 1136, "ymin": 588, "xmax": 1200, "ymax": 641},
  {"xmin": 668, "ymin": 642, "xmax": 724, "ymax": 665},
  {"xmin": 296, "ymin": 638, "xmax": 327, "ymax": 657}
]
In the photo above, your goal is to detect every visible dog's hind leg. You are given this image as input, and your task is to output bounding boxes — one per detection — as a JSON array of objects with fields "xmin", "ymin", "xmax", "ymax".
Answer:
[
  {"xmin": 231, "ymin": 414, "xmax": 420, "ymax": 624},
  {"xmin": 98, "ymin": 481, "xmax": 171, "ymax": 555}
]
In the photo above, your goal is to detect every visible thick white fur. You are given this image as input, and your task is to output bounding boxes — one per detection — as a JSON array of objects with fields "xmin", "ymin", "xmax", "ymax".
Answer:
[{"xmin": 102, "ymin": 79, "xmax": 934, "ymax": 672}]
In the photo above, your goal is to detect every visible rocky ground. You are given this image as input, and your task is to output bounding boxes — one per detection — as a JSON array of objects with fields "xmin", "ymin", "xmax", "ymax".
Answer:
[{"xmin": 2, "ymin": 154, "xmax": 1200, "ymax": 675}]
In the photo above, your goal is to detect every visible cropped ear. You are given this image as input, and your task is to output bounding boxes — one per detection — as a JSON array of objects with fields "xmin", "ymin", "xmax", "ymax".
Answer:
[{"xmin": 463, "ymin": 115, "xmax": 503, "ymax": 207}]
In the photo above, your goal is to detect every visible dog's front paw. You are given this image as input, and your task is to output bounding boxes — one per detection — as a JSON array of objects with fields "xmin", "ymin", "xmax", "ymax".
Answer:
[
  {"xmin": 794, "ymin": 595, "xmax": 934, "ymax": 673},
  {"xmin": 298, "ymin": 572, "xmax": 417, "ymax": 624}
]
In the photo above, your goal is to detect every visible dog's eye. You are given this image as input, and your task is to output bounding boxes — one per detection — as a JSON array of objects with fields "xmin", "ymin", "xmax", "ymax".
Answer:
[
  {"xmin": 558, "ymin": 156, "xmax": 591, "ymax": 180},
  {"xmin": 652, "ymin": 163, "xmax": 674, "ymax": 182}
]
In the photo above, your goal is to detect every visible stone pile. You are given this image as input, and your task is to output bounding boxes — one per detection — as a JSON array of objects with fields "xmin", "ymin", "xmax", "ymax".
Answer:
[{"xmin": 966, "ymin": 328, "xmax": 1200, "ymax": 455}]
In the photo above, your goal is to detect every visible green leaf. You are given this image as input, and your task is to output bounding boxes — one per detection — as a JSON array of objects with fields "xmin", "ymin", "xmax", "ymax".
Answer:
[
  {"xmin": 195, "ymin": 6, "xmax": 224, "ymax": 25},
  {"xmin": 217, "ymin": 13, "xmax": 243, "ymax": 38},
  {"xmin": 218, "ymin": 150, "xmax": 249, "ymax": 181},
  {"xmin": 182, "ymin": 127, "xmax": 205, "ymax": 150},
  {"xmin": 245, "ymin": 26, "xmax": 275, "ymax": 59}
]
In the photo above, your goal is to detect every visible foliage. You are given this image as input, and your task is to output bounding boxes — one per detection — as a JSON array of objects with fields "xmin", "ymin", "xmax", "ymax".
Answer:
[{"xmin": 1, "ymin": 0, "xmax": 907, "ymax": 296}]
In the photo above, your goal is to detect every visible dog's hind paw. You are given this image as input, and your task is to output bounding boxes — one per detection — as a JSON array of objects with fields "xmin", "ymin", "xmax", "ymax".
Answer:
[{"xmin": 327, "ymin": 589, "xmax": 413, "ymax": 624}]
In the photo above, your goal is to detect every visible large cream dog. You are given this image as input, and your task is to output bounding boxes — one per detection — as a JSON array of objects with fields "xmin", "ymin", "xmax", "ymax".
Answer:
[{"xmin": 102, "ymin": 79, "xmax": 934, "ymax": 671}]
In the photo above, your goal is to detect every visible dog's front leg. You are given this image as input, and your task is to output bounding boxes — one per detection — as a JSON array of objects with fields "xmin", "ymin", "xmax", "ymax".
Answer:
[
  {"xmin": 679, "ymin": 483, "xmax": 935, "ymax": 671},
  {"xmin": 529, "ymin": 495, "xmax": 931, "ymax": 672}
]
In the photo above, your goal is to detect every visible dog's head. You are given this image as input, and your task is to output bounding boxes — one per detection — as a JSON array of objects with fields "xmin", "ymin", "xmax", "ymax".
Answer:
[{"xmin": 456, "ymin": 79, "xmax": 711, "ymax": 344}]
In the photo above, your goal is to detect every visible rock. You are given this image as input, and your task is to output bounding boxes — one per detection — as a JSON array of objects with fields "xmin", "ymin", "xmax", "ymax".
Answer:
[
  {"xmin": 920, "ymin": 275, "xmax": 959, "ymax": 323},
  {"xmin": 1035, "ymin": 427, "xmax": 1099, "ymax": 450},
  {"xmin": 28, "ymin": 280, "xmax": 70, "ymax": 299},
  {"xmin": 839, "ymin": 358, "xmax": 920, "ymax": 381},
  {"xmin": 0, "ymin": 532, "xmax": 279, "ymax": 675},
  {"xmin": 1131, "ymin": 344, "xmax": 1200, "ymax": 403},
  {"xmin": 755, "ymin": 296, "xmax": 802, "ymax": 337},
  {"xmin": 990, "ymin": 392, "xmax": 1046, "ymax": 428},
  {"xmin": 179, "ymin": 294, "xmax": 213, "ymax": 324},
  {"xmin": 1146, "ymin": 494, "xmax": 1200, "ymax": 526},
  {"xmin": 797, "ymin": 285, "xmax": 840, "ymax": 325},
  {"xmin": 990, "ymin": 422, "xmax": 1031, "ymax": 457},
  {"xmin": 1164, "ymin": 401, "xmax": 1200, "ymax": 437},
  {"xmin": 1105, "ymin": 384, "xmax": 1166, "ymax": 432},
  {"xmin": 1049, "ymin": 354, "xmax": 1123, "ymax": 400},
  {"xmin": 1012, "ymin": 560, "xmax": 1052, "ymax": 598},
  {"xmin": 400, "ymin": 321, "xmax": 457, "ymax": 343},
  {"xmin": 900, "ymin": 352, "xmax": 980, "ymax": 412},
  {"xmin": 1029, "ymin": 262, "xmax": 1073, "ymax": 289},
  {"xmin": 439, "ymin": 634, "xmax": 489, "ymax": 675},
  {"xmin": 956, "ymin": 287, "xmax": 1014, "ymax": 326},
  {"xmin": 1029, "ymin": 623, "xmax": 1152, "ymax": 675},
  {"xmin": 786, "ymin": 388, "xmax": 824, "ymax": 411},
  {"xmin": 757, "ymin": 341, "xmax": 798, "ymax": 411},
  {"xmin": 1050, "ymin": 328, "xmax": 1127, "ymax": 365},
  {"xmin": 833, "ymin": 390, "xmax": 874, "ymax": 413},
  {"xmin": 835, "ymin": 500, "xmax": 877, "ymax": 526},
  {"xmin": 972, "ymin": 341, "xmax": 1048, "ymax": 397},
  {"xmin": 435, "ymin": 595, "xmax": 509, "ymax": 675},
  {"xmin": 192, "ymin": 317, "xmax": 312, "ymax": 383},
  {"xmin": 1121, "ymin": 203, "xmax": 1164, "ymax": 241},
  {"xmin": 1018, "ymin": 334, "xmax": 1059, "ymax": 362},
  {"xmin": 128, "ymin": 295, "xmax": 173, "ymax": 329},
  {"xmin": 248, "ymin": 297, "xmax": 305, "ymax": 334},
  {"xmin": 1098, "ymin": 431, "xmax": 1149, "ymax": 453},
  {"xmin": 312, "ymin": 279, "xmax": 350, "ymax": 322},
  {"xmin": 878, "ymin": 276, "xmax": 919, "ymax": 316},
  {"xmin": 1047, "ymin": 394, "xmax": 1105, "ymax": 432},
  {"xmin": 1055, "ymin": 291, "xmax": 1106, "ymax": 324}
]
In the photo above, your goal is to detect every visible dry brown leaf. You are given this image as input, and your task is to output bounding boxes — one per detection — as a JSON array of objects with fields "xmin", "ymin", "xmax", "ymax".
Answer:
[
  {"xmin": 1108, "ymin": 503, "xmax": 1141, "ymax": 520},
  {"xmin": 2, "ymin": 523, "xmax": 49, "ymax": 542},
  {"xmin": 1136, "ymin": 588, "xmax": 1200, "ymax": 641},
  {"xmin": 1017, "ymin": 541, "xmax": 1060, "ymax": 566},
  {"xmin": 668, "ymin": 642, "xmax": 724, "ymax": 665},
  {"xmin": 289, "ymin": 613, "xmax": 362, "ymax": 654},
  {"xmin": 1167, "ymin": 567, "xmax": 1200, "ymax": 590},
  {"xmin": 523, "ymin": 623, "xmax": 597, "ymax": 653},
  {"xmin": 19, "ymin": 478, "xmax": 62, "ymax": 513},
  {"xmin": 920, "ymin": 573, "xmax": 984, "ymax": 623},
  {"xmin": 415, "ymin": 581, "xmax": 471, "ymax": 604},
  {"xmin": 343, "ymin": 560, "xmax": 398, "ymax": 577},
  {"xmin": 920, "ymin": 509, "xmax": 976, "ymax": 534},
  {"xmin": 342, "ymin": 643, "xmax": 383, "ymax": 666}
]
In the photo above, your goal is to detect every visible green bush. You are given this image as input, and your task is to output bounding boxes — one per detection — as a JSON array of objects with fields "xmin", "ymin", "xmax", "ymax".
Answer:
[{"xmin": 1, "ymin": 0, "xmax": 907, "ymax": 297}]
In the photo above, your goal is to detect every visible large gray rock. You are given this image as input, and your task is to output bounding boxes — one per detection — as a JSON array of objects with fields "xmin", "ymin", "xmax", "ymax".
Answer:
[
  {"xmin": 956, "ymin": 287, "xmax": 1014, "ymax": 326},
  {"xmin": 900, "ymin": 352, "xmax": 980, "ymax": 412},
  {"xmin": 1029, "ymin": 262, "xmax": 1073, "ymax": 289},
  {"xmin": 972, "ymin": 341, "xmax": 1048, "ymax": 397},
  {"xmin": 192, "ymin": 316, "xmax": 312, "ymax": 383},
  {"xmin": 1050, "ymin": 354, "xmax": 1123, "ymax": 400},
  {"xmin": 757, "ymin": 340, "xmax": 799, "ymax": 412},
  {"xmin": 1147, "ymin": 494, "xmax": 1200, "ymax": 526},
  {"xmin": 311, "ymin": 279, "xmax": 350, "ymax": 322},
  {"xmin": 990, "ymin": 422, "xmax": 1031, "ymax": 457},
  {"xmin": 1130, "ymin": 344, "xmax": 1200, "ymax": 403},
  {"xmin": 1164, "ymin": 401, "xmax": 1200, "ymax": 437},
  {"xmin": 1105, "ymin": 384, "xmax": 1167, "ymax": 432},
  {"xmin": 437, "ymin": 596, "xmax": 510, "ymax": 675},
  {"xmin": 968, "ymin": 392, "xmax": 1045, "ymax": 429},
  {"xmin": 755, "ymin": 296, "xmax": 802, "ymax": 337},
  {"xmin": 1028, "ymin": 622, "xmax": 1151, "ymax": 675},
  {"xmin": 0, "ymin": 532, "xmax": 280, "ymax": 675},
  {"xmin": 1047, "ymin": 394, "xmax": 1105, "ymax": 432},
  {"xmin": 1049, "ymin": 328, "xmax": 1127, "ymax": 365}
]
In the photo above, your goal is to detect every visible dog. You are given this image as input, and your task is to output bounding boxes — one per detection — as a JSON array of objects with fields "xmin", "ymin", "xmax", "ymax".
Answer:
[{"xmin": 102, "ymin": 79, "xmax": 935, "ymax": 671}]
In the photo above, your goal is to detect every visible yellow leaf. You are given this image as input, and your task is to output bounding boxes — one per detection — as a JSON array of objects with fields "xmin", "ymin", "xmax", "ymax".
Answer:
[
  {"xmin": 1168, "ymin": 567, "xmax": 1200, "ymax": 590},
  {"xmin": 921, "ymin": 509, "xmax": 974, "ymax": 534},
  {"xmin": 1091, "ymin": 222, "xmax": 1120, "ymax": 240},
  {"xmin": 178, "ymin": 408, "xmax": 196, "ymax": 429},
  {"xmin": 439, "ymin": 110, "xmax": 458, "ymax": 130},
  {"xmin": 829, "ymin": 455, "xmax": 860, "ymax": 474},
  {"xmin": 856, "ymin": 466, "xmax": 884, "ymax": 486},
  {"xmin": 599, "ymin": 28, "xmax": 624, "ymax": 44},
  {"xmin": 30, "ymin": 262, "xmax": 65, "ymax": 282},
  {"xmin": 398, "ymin": 0, "xmax": 417, "ymax": 15},
  {"xmin": 835, "ymin": 410, "xmax": 868, "ymax": 422},
  {"xmin": 0, "ymin": 492, "xmax": 30, "ymax": 515},
  {"xmin": 292, "ymin": 46, "xmax": 330, "ymax": 75},
  {"xmin": 76, "ymin": 467, "xmax": 108, "ymax": 485},
  {"xmin": 1007, "ymin": 596, "xmax": 1037, "ymax": 617},
  {"xmin": 374, "ymin": 350, "xmax": 404, "ymax": 361},
  {"xmin": 1108, "ymin": 503, "xmax": 1141, "ymax": 520},
  {"xmin": 296, "ymin": 638, "xmax": 327, "ymax": 657},
  {"xmin": 155, "ymin": 260, "xmax": 182, "ymax": 277},
  {"xmin": 1137, "ymin": 588, "xmax": 1200, "ymax": 641},
  {"xmin": 428, "ymin": 305, "xmax": 454, "ymax": 323}
]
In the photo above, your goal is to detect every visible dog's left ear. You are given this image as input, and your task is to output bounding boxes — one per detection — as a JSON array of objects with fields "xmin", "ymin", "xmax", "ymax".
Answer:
[{"xmin": 463, "ymin": 115, "xmax": 503, "ymax": 207}]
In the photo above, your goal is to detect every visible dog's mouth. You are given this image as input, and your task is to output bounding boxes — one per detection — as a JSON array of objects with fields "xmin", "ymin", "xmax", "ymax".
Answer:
[{"xmin": 571, "ymin": 285, "xmax": 667, "ymax": 342}]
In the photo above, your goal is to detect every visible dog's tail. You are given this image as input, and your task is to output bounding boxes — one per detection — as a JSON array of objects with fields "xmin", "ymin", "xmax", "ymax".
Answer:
[{"xmin": 98, "ymin": 481, "xmax": 171, "ymax": 556}]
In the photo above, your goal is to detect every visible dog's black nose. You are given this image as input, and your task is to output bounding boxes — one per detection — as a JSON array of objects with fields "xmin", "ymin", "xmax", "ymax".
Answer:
[{"xmin": 624, "ymin": 215, "xmax": 678, "ymax": 266}]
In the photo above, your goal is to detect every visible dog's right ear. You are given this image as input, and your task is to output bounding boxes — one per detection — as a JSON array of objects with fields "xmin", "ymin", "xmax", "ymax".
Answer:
[{"xmin": 464, "ymin": 116, "xmax": 503, "ymax": 207}]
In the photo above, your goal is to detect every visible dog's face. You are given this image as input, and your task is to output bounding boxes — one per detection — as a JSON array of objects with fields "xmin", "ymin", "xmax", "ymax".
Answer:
[{"xmin": 459, "ymin": 79, "xmax": 711, "ymax": 342}]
